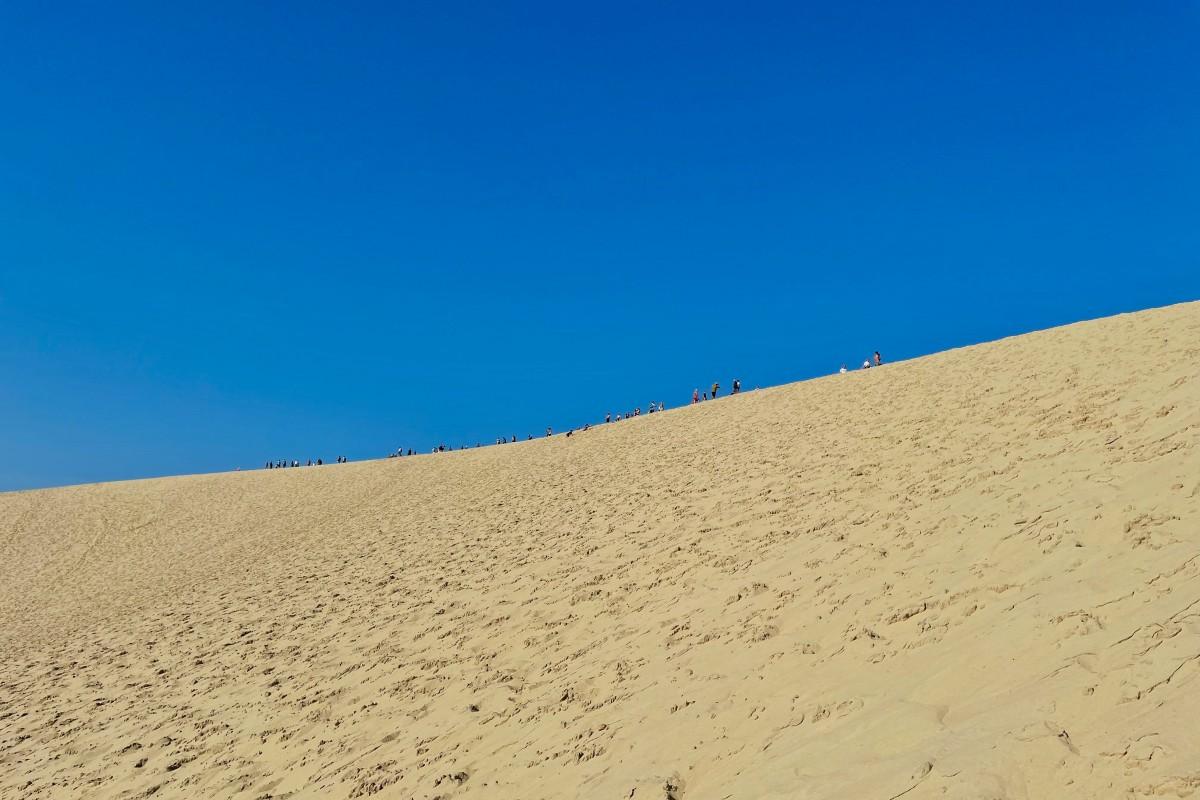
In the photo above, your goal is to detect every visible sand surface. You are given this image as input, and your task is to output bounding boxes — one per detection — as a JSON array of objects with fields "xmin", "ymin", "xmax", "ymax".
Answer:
[{"xmin": 2, "ymin": 302, "xmax": 1198, "ymax": 799}]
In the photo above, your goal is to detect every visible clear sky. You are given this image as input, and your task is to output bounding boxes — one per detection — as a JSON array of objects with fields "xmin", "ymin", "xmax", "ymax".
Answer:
[{"xmin": 2, "ymin": 2, "xmax": 1197, "ymax": 491}]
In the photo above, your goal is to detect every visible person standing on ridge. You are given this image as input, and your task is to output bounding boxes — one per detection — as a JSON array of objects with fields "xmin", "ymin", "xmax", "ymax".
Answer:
[
  {"xmin": 874, "ymin": 351, "xmax": 882, "ymax": 366},
  {"xmin": 692, "ymin": 388, "xmax": 699, "ymax": 404},
  {"xmin": 711, "ymin": 381, "xmax": 720, "ymax": 399}
]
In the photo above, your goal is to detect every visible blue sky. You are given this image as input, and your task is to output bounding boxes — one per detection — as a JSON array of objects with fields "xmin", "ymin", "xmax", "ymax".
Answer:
[{"xmin": 1, "ymin": 2, "xmax": 1197, "ymax": 491}]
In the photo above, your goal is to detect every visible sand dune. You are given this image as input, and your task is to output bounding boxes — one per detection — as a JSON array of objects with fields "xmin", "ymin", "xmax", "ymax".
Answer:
[{"xmin": 2, "ymin": 302, "xmax": 1198, "ymax": 799}]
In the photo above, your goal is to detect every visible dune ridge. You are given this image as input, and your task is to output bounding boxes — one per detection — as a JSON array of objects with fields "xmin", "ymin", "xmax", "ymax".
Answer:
[{"xmin": 2, "ymin": 301, "xmax": 1198, "ymax": 799}]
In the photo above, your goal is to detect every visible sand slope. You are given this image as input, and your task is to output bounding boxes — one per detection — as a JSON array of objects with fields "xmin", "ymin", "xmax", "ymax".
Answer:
[{"xmin": 2, "ymin": 302, "xmax": 1198, "ymax": 799}]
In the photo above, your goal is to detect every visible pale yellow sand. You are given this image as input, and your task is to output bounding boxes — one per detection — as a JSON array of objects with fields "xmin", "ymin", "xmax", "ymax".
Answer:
[{"xmin": 2, "ymin": 302, "xmax": 1198, "ymax": 800}]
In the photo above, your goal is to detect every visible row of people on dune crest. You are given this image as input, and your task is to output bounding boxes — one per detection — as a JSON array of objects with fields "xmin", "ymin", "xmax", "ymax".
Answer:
[
  {"xmin": 265, "ymin": 355, "xmax": 883, "ymax": 466},
  {"xmin": 265, "ymin": 455, "xmax": 349, "ymax": 469},
  {"xmin": 397, "ymin": 375, "xmax": 746, "ymax": 455}
]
